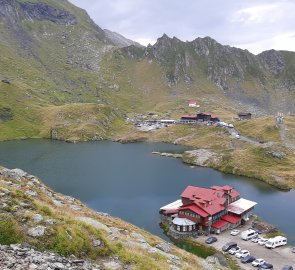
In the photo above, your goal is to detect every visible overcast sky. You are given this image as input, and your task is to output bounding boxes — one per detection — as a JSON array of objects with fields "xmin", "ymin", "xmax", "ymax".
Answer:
[{"xmin": 69, "ymin": 0, "xmax": 295, "ymax": 54}]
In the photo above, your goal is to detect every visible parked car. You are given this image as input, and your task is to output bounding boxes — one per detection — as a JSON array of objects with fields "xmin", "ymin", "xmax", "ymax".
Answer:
[
  {"xmin": 258, "ymin": 238, "xmax": 268, "ymax": 245},
  {"xmin": 241, "ymin": 255, "xmax": 256, "ymax": 263},
  {"xmin": 292, "ymin": 247, "xmax": 295, "ymax": 253},
  {"xmin": 252, "ymin": 236, "xmax": 260, "ymax": 243},
  {"xmin": 252, "ymin": 259, "xmax": 266, "ymax": 267},
  {"xmin": 241, "ymin": 228, "xmax": 258, "ymax": 240},
  {"xmin": 230, "ymin": 229, "xmax": 240, "ymax": 236},
  {"xmin": 205, "ymin": 236, "xmax": 218, "ymax": 244},
  {"xmin": 252, "ymin": 228, "xmax": 262, "ymax": 234},
  {"xmin": 259, "ymin": 262, "xmax": 273, "ymax": 269},
  {"xmin": 235, "ymin": 250, "xmax": 250, "ymax": 259},
  {"xmin": 222, "ymin": 242, "xmax": 237, "ymax": 252},
  {"xmin": 235, "ymin": 134, "xmax": 241, "ymax": 139},
  {"xmin": 282, "ymin": 266, "xmax": 293, "ymax": 270},
  {"xmin": 228, "ymin": 246, "xmax": 241, "ymax": 255}
]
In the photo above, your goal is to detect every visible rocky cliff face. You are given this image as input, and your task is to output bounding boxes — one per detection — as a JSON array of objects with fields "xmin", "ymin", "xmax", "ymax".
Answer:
[
  {"xmin": 9, "ymin": 1, "xmax": 77, "ymax": 25},
  {"xmin": 123, "ymin": 34, "xmax": 295, "ymax": 114}
]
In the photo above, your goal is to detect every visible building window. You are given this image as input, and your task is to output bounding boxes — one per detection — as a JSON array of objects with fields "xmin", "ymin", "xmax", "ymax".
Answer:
[
  {"xmin": 183, "ymin": 226, "xmax": 187, "ymax": 232},
  {"xmin": 177, "ymin": 226, "xmax": 180, "ymax": 231}
]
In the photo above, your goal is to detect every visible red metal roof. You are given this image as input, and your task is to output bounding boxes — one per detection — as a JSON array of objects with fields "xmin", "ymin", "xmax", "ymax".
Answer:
[
  {"xmin": 210, "ymin": 185, "xmax": 240, "ymax": 198},
  {"xmin": 230, "ymin": 189, "xmax": 240, "ymax": 198},
  {"xmin": 212, "ymin": 219, "xmax": 229, "ymax": 229},
  {"xmin": 181, "ymin": 186, "xmax": 216, "ymax": 200},
  {"xmin": 223, "ymin": 185, "xmax": 234, "ymax": 191},
  {"xmin": 179, "ymin": 204, "xmax": 209, "ymax": 217},
  {"xmin": 222, "ymin": 214, "xmax": 241, "ymax": 224},
  {"xmin": 181, "ymin": 186, "xmax": 226, "ymax": 216}
]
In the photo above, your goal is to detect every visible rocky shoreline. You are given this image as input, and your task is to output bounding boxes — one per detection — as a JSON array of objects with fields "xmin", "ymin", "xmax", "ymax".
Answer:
[{"xmin": 152, "ymin": 149, "xmax": 292, "ymax": 190}]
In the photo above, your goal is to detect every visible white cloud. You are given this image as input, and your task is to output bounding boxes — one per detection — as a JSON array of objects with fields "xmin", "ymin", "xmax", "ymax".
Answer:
[
  {"xmin": 134, "ymin": 38, "xmax": 156, "ymax": 46},
  {"xmin": 231, "ymin": 4, "xmax": 280, "ymax": 24},
  {"xmin": 234, "ymin": 32, "xmax": 295, "ymax": 54},
  {"xmin": 69, "ymin": 0, "xmax": 295, "ymax": 54}
]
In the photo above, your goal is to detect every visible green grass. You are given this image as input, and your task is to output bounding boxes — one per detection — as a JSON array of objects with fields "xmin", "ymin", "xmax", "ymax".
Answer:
[
  {"xmin": 265, "ymin": 231, "xmax": 285, "ymax": 238},
  {"xmin": 235, "ymin": 117, "xmax": 281, "ymax": 143},
  {"xmin": 174, "ymin": 240, "xmax": 216, "ymax": 259},
  {"xmin": 0, "ymin": 215, "xmax": 25, "ymax": 244}
]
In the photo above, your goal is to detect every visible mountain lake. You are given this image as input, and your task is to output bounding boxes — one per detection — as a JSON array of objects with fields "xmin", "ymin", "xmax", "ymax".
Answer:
[{"xmin": 0, "ymin": 139, "xmax": 294, "ymax": 245}]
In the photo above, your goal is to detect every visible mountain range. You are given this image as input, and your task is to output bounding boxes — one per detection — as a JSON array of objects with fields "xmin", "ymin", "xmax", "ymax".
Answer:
[
  {"xmin": 1, "ymin": 0, "xmax": 295, "ymax": 141},
  {"xmin": 0, "ymin": 0, "xmax": 295, "ymax": 191}
]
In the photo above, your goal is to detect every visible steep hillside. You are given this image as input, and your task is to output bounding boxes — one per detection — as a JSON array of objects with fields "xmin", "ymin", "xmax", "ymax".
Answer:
[
  {"xmin": 0, "ymin": 166, "xmax": 231, "ymax": 270},
  {"xmin": 0, "ymin": 0, "xmax": 124, "ymax": 140}
]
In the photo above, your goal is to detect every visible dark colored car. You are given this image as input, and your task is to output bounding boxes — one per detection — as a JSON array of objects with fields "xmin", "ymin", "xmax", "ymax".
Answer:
[
  {"xmin": 241, "ymin": 255, "xmax": 256, "ymax": 263},
  {"xmin": 282, "ymin": 266, "xmax": 293, "ymax": 270},
  {"xmin": 205, "ymin": 236, "xmax": 217, "ymax": 244},
  {"xmin": 251, "ymin": 227, "xmax": 262, "ymax": 234},
  {"xmin": 222, "ymin": 242, "xmax": 237, "ymax": 252},
  {"xmin": 259, "ymin": 262, "xmax": 273, "ymax": 269}
]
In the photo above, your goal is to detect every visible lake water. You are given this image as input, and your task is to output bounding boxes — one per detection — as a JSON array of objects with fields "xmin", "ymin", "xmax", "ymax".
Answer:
[{"xmin": 0, "ymin": 139, "xmax": 294, "ymax": 244}]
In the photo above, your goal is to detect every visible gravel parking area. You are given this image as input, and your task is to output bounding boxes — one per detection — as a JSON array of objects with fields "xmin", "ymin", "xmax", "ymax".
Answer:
[{"xmin": 196, "ymin": 224, "xmax": 295, "ymax": 270}]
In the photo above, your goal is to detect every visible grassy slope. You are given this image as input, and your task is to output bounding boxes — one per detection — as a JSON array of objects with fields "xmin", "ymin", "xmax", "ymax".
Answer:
[{"xmin": 0, "ymin": 168, "xmax": 207, "ymax": 270}]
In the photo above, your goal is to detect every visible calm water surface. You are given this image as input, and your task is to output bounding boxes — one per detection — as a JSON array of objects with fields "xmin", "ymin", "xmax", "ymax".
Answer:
[{"xmin": 0, "ymin": 139, "xmax": 294, "ymax": 244}]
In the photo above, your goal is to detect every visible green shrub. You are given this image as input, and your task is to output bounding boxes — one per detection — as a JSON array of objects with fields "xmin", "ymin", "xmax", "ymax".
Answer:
[
  {"xmin": 0, "ymin": 216, "xmax": 24, "ymax": 244},
  {"xmin": 39, "ymin": 205, "xmax": 54, "ymax": 217},
  {"xmin": 44, "ymin": 223, "xmax": 109, "ymax": 259}
]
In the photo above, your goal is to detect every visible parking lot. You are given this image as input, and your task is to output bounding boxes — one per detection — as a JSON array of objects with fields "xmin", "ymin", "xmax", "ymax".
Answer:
[{"xmin": 196, "ymin": 226, "xmax": 295, "ymax": 270}]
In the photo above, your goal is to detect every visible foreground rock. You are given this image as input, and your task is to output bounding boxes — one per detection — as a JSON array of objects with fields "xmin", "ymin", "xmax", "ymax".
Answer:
[{"xmin": 0, "ymin": 244, "xmax": 102, "ymax": 270}]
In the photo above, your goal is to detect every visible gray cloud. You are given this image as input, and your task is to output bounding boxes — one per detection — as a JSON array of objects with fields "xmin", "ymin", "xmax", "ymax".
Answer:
[{"xmin": 69, "ymin": 0, "xmax": 295, "ymax": 54}]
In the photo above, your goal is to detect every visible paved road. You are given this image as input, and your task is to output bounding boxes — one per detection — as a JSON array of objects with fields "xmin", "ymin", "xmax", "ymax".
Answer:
[{"xmin": 196, "ymin": 225, "xmax": 295, "ymax": 270}]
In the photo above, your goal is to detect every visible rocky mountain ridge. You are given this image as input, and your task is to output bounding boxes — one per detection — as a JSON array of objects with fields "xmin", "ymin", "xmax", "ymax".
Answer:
[
  {"xmin": 103, "ymin": 29, "xmax": 143, "ymax": 48},
  {"xmin": 122, "ymin": 34, "xmax": 295, "ymax": 114}
]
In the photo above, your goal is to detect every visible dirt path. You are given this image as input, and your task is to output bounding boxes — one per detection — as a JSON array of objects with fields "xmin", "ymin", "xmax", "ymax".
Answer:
[{"xmin": 278, "ymin": 123, "xmax": 295, "ymax": 150}]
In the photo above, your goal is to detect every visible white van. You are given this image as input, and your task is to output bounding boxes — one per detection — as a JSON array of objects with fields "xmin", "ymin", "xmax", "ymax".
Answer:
[
  {"xmin": 241, "ymin": 229, "xmax": 258, "ymax": 240},
  {"xmin": 265, "ymin": 236, "xmax": 287, "ymax": 249}
]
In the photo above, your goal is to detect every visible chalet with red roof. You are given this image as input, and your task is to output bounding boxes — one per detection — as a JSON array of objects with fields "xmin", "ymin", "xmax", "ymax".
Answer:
[{"xmin": 160, "ymin": 185, "xmax": 257, "ymax": 236}]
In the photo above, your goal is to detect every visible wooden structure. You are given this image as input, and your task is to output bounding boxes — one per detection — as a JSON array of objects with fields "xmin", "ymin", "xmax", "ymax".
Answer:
[
  {"xmin": 180, "ymin": 113, "xmax": 220, "ymax": 123},
  {"xmin": 238, "ymin": 112, "xmax": 252, "ymax": 120}
]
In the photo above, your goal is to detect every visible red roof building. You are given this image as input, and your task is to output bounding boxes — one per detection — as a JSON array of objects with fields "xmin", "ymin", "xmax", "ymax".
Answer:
[{"xmin": 160, "ymin": 184, "xmax": 247, "ymax": 234}]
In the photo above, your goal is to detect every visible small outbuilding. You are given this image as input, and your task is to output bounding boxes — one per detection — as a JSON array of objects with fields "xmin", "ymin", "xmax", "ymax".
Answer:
[
  {"xmin": 172, "ymin": 217, "xmax": 197, "ymax": 232},
  {"xmin": 196, "ymin": 112, "xmax": 211, "ymax": 122},
  {"xmin": 238, "ymin": 112, "xmax": 252, "ymax": 120},
  {"xmin": 188, "ymin": 100, "xmax": 198, "ymax": 108},
  {"xmin": 227, "ymin": 198, "xmax": 257, "ymax": 222}
]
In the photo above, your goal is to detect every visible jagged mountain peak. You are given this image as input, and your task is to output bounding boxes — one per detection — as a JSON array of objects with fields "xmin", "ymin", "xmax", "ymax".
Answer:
[
  {"xmin": 258, "ymin": 49, "xmax": 286, "ymax": 74},
  {"xmin": 103, "ymin": 29, "xmax": 143, "ymax": 48}
]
